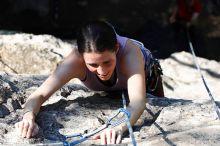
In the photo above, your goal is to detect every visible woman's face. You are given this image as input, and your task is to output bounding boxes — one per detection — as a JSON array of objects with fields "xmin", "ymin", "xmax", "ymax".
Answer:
[{"xmin": 83, "ymin": 50, "xmax": 117, "ymax": 81}]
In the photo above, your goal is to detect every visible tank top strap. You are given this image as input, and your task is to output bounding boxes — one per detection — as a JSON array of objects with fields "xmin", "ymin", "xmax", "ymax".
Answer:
[{"xmin": 116, "ymin": 34, "xmax": 128, "ymax": 49}]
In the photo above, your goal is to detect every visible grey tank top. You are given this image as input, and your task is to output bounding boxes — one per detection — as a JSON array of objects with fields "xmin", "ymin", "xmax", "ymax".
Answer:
[{"xmin": 81, "ymin": 34, "xmax": 152, "ymax": 91}]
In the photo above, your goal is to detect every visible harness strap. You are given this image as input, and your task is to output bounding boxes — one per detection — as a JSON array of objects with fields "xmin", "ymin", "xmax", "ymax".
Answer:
[{"xmin": 147, "ymin": 58, "xmax": 163, "ymax": 92}]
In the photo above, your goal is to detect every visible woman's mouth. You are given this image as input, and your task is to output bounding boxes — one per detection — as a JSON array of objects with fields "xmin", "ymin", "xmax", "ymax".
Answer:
[{"xmin": 98, "ymin": 73, "xmax": 109, "ymax": 80}]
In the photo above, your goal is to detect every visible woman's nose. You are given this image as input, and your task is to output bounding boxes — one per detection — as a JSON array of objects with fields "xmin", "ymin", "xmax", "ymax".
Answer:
[{"xmin": 97, "ymin": 66, "xmax": 107, "ymax": 75}]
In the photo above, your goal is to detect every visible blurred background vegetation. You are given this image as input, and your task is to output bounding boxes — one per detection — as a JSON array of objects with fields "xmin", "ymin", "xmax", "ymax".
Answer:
[{"xmin": 0, "ymin": 0, "xmax": 219, "ymax": 60}]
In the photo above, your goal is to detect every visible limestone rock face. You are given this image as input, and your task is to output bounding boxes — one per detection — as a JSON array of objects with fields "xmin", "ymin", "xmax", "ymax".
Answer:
[
  {"xmin": 0, "ymin": 33, "xmax": 73, "ymax": 74},
  {"xmin": 0, "ymin": 73, "xmax": 219, "ymax": 146},
  {"xmin": 161, "ymin": 51, "xmax": 220, "ymax": 102},
  {"xmin": 0, "ymin": 33, "xmax": 220, "ymax": 145}
]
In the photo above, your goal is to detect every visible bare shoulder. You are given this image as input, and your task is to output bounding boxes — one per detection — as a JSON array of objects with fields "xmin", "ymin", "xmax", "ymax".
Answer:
[
  {"xmin": 123, "ymin": 39, "xmax": 144, "ymax": 61},
  {"xmin": 57, "ymin": 48, "xmax": 86, "ymax": 80},
  {"xmin": 120, "ymin": 39, "xmax": 145, "ymax": 75},
  {"xmin": 68, "ymin": 48, "xmax": 84, "ymax": 63}
]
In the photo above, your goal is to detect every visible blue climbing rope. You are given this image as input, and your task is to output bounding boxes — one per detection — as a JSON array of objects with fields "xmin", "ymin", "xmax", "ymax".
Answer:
[
  {"xmin": 122, "ymin": 92, "xmax": 137, "ymax": 146},
  {"xmin": 44, "ymin": 93, "xmax": 137, "ymax": 146},
  {"xmin": 60, "ymin": 93, "xmax": 136, "ymax": 146}
]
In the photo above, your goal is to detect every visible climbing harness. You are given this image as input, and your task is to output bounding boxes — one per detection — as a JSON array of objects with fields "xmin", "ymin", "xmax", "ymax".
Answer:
[
  {"xmin": 186, "ymin": 28, "xmax": 220, "ymax": 120},
  {"xmin": 147, "ymin": 58, "xmax": 163, "ymax": 92},
  {"xmin": 60, "ymin": 92, "xmax": 136, "ymax": 146}
]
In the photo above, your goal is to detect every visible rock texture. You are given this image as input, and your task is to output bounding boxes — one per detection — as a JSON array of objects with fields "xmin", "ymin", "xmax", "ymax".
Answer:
[
  {"xmin": 0, "ymin": 33, "xmax": 73, "ymax": 74},
  {"xmin": 0, "ymin": 33, "xmax": 220, "ymax": 146},
  {"xmin": 162, "ymin": 51, "xmax": 220, "ymax": 101}
]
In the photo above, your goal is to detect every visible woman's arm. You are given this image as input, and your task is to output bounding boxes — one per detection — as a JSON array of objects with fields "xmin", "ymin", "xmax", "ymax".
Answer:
[
  {"xmin": 119, "ymin": 39, "xmax": 147, "ymax": 132},
  {"xmin": 15, "ymin": 49, "xmax": 86, "ymax": 138},
  {"xmin": 24, "ymin": 49, "xmax": 85, "ymax": 114}
]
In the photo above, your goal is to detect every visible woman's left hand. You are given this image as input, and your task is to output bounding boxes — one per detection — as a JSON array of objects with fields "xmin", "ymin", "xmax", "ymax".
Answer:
[{"xmin": 93, "ymin": 128, "xmax": 123, "ymax": 145}]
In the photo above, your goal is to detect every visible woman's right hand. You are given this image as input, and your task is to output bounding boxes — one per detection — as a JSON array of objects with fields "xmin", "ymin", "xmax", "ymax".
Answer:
[{"xmin": 15, "ymin": 111, "xmax": 39, "ymax": 138}]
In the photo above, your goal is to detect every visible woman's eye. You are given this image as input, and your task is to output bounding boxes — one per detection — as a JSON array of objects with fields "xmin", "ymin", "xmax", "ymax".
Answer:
[
  {"xmin": 89, "ymin": 64, "xmax": 98, "ymax": 68},
  {"xmin": 104, "ymin": 61, "xmax": 111, "ymax": 65}
]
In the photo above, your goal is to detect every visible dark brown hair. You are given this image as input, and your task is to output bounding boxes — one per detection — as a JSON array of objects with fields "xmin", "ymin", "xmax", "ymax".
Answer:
[{"xmin": 76, "ymin": 20, "xmax": 117, "ymax": 54}]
